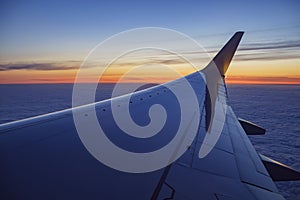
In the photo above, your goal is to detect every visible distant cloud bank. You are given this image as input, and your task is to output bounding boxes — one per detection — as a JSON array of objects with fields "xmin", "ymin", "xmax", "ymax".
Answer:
[{"xmin": 0, "ymin": 62, "xmax": 80, "ymax": 71}]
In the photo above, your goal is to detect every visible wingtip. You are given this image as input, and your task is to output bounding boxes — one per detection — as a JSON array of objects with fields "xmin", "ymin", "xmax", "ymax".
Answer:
[
  {"xmin": 210, "ymin": 31, "xmax": 244, "ymax": 76},
  {"xmin": 236, "ymin": 31, "xmax": 244, "ymax": 34}
]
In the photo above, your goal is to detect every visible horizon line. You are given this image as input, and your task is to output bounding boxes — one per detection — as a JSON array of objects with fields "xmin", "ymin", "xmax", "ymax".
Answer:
[{"xmin": 0, "ymin": 81, "xmax": 299, "ymax": 85}]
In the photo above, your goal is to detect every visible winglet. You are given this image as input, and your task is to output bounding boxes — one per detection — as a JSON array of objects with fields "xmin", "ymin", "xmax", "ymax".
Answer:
[
  {"xmin": 199, "ymin": 32, "xmax": 244, "ymax": 158},
  {"xmin": 211, "ymin": 31, "xmax": 244, "ymax": 77}
]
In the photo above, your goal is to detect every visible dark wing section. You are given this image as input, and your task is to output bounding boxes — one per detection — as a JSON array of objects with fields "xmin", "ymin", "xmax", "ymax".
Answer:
[{"xmin": 0, "ymin": 73, "xmax": 208, "ymax": 200}]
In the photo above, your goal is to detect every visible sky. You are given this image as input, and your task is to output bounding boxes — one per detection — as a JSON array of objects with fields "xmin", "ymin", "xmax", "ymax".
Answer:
[{"xmin": 0, "ymin": 0, "xmax": 299, "ymax": 84}]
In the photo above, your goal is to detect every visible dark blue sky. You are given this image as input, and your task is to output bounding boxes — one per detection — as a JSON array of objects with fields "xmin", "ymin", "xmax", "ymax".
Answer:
[{"xmin": 0, "ymin": 0, "xmax": 299, "ymax": 61}]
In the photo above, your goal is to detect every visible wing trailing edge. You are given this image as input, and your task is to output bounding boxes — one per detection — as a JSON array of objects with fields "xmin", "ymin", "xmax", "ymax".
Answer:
[
  {"xmin": 260, "ymin": 154, "xmax": 300, "ymax": 181},
  {"xmin": 238, "ymin": 118, "xmax": 266, "ymax": 135}
]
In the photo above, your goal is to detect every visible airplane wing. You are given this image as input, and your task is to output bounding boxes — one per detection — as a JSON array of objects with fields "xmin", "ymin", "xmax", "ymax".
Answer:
[{"xmin": 1, "ymin": 32, "xmax": 299, "ymax": 200}]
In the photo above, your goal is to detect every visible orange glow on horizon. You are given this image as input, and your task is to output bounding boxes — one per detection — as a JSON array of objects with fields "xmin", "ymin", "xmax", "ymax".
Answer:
[
  {"xmin": 1, "ymin": 59, "xmax": 299, "ymax": 85},
  {"xmin": 1, "ymin": 74, "xmax": 300, "ymax": 85},
  {"xmin": 225, "ymin": 76, "xmax": 300, "ymax": 85},
  {"xmin": 226, "ymin": 80, "xmax": 300, "ymax": 85}
]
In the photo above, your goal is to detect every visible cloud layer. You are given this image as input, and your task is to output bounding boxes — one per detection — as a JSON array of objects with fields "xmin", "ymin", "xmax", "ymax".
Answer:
[
  {"xmin": 0, "ymin": 62, "xmax": 81, "ymax": 71},
  {"xmin": 0, "ymin": 39, "xmax": 299, "ymax": 72}
]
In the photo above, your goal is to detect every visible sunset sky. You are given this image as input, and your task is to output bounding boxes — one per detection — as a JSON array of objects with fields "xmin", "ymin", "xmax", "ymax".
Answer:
[{"xmin": 0, "ymin": 0, "xmax": 299, "ymax": 84}]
